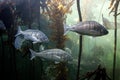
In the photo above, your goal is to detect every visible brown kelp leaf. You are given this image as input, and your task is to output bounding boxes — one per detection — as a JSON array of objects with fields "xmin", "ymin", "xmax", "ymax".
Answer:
[{"xmin": 108, "ymin": 0, "xmax": 115, "ymax": 9}]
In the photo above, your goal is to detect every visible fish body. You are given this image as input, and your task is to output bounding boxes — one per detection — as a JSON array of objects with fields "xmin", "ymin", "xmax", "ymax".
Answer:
[
  {"xmin": 29, "ymin": 49, "xmax": 73, "ymax": 62},
  {"xmin": 65, "ymin": 21, "xmax": 108, "ymax": 37},
  {"xmin": 15, "ymin": 26, "xmax": 49, "ymax": 44}
]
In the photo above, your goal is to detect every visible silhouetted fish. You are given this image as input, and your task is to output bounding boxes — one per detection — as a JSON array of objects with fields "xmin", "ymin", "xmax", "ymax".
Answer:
[
  {"xmin": 64, "ymin": 21, "xmax": 108, "ymax": 37},
  {"xmin": 29, "ymin": 48, "xmax": 73, "ymax": 63},
  {"xmin": 15, "ymin": 26, "xmax": 49, "ymax": 44}
]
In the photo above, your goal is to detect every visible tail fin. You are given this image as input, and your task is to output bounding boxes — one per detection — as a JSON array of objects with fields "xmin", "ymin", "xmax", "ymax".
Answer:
[
  {"xmin": 15, "ymin": 26, "xmax": 23, "ymax": 37},
  {"xmin": 63, "ymin": 23, "xmax": 71, "ymax": 35},
  {"xmin": 29, "ymin": 49, "xmax": 36, "ymax": 60}
]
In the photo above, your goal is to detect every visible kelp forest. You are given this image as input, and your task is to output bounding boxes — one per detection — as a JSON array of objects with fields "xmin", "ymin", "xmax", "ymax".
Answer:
[{"xmin": 0, "ymin": 0, "xmax": 120, "ymax": 80}]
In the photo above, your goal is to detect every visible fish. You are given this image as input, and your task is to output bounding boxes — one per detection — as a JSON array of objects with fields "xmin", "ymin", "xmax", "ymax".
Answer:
[
  {"xmin": 15, "ymin": 26, "xmax": 49, "ymax": 44},
  {"xmin": 64, "ymin": 21, "xmax": 108, "ymax": 37},
  {"xmin": 29, "ymin": 48, "xmax": 73, "ymax": 63}
]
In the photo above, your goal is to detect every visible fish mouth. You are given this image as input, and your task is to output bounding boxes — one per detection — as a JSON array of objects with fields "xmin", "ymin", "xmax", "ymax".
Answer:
[{"xmin": 104, "ymin": 30, "xmax": 109, "ymax": 35}]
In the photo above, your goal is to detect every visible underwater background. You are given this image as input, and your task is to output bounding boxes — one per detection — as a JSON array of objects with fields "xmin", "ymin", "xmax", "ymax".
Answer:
[{"xmin": 0, "ymin": 0, "xmax": 120, "ymax": 80}]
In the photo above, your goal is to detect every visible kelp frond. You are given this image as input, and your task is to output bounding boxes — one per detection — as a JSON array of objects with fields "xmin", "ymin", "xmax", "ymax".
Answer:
[
  {"xmin": 45, "ymin": 0, "xmax": 74, "ymax": 80},
  {"xmin": 46, "ymin": 0, "xmax": 74, "ymax": 16},
  {"xmin": 108, "ymin": 0, "xmax": 115, "ymax": 9},
  {"xmin": 46, "ymin": 0, "xmax": 74, "ymax": 49},
  {"xmin": 108, "ymin": 0, "xmax": 120, "ymax": 16},
  {"xmin": 108, "ymin": 0, "xmax": 120, "ymax": 80}
]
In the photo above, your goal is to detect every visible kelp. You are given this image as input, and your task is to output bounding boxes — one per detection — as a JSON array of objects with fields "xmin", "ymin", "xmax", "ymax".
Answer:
[
  {"xmin": 81, "ymin": 65, "xmax": 111, "ymax": 80},
  {"xmin": 40, "ymin": 0, "xmax": 49, "ymax": 14},
  {"xmin": 108, "ymin": 0, "xmax": 120, "ymax": 80},
  {"xmin": 76, "ymin": 0, "xmax": 83, "ymax": 80},
  {"xmin": 108, "ymin": 0, "xmax": 120, "ymax": 16},
  {"xmin": 46, "ymin": 0, "xmax": 74, "ymax": 50},
  {"xmin": 45, "ymin": 0, "xmax": 74, "ymax": 80}
]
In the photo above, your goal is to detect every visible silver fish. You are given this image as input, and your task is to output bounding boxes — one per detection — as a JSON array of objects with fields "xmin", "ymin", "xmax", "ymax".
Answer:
[
  {"xmin": 15, "ymin": 26, "xmax": 49, "ymax": 44},
  {"xmin": 64, "ymin": 21, "xmax": 108, "ymax": 37},
  {"xmin": 29, "ymin": 48, "xmax": 73, "ymax": 62}
]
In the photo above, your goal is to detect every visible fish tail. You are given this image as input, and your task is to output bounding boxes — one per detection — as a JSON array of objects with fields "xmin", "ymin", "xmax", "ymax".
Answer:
[
  {"xmin": 29, "ymin": 49, "xmax": 36, "ymax": 60},
  {"xmin": 64, "ymin": 24, "xmax": 71, "ymax": 35},
  {"xmin": 15, "ymin": 26, "xmax": 23, "ymax": 37}
]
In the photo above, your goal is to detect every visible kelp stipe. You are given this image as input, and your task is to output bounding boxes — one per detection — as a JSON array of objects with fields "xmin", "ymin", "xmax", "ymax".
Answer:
[
  {"xmin": 108, "ymin": 0, "xmax": 120, "ymax": 80},
  {"xmin": 46, "ymin": 0, "xmax": 74, "ymax": 80},
  {"xmin": 76, "ymin": 0, "xmax": 83, "ymax": 80}
]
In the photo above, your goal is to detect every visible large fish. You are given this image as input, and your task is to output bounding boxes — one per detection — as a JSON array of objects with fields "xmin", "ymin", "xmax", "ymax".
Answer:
[
  {"xmin": 64, "ymin": 21, "xmax": 108, "ymax": 37},
  {"xmin": 29, "ymin": 48, "xmax": 73, "ymax": 63},
  {"xmin": 15, "ymin": 26, "xmax": 49, "ymax": 44}
]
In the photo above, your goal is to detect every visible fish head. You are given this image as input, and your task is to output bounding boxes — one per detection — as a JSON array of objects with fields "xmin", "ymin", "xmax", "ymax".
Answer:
[
  {"xmin": 99, "ymin": 26, "xmax": 109, "ymax": 36},
  {"xmin": 94, "ymin": 23, "xmax": 109, "ymax": 36}
]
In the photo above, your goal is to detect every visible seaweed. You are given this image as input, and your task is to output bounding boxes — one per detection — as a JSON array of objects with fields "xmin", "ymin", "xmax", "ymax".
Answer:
[
  {"xmin": 76, "ymin": 0, "xmax": 83, "ymax": 80},
  {"xmin": 46, "ymin": 0, "xmax": 74, "ymax": 48},
  {"xmin": 81, "ymin": 65, "xmax": 111, "ymax": 80},
  {"xmin": 108, "ymin": 0, "xmax": 120, "ymax": 16},
  {"xmin": 45, "ymin": 0, "xmax": 74, "ymax": 80},
  {"xmin": 108, "ymin": 0, "xmax": 120, "ymax": 80},
  {"xmin": 40, "ymin": 0, "xmax": 49, "ymax": 14}
]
